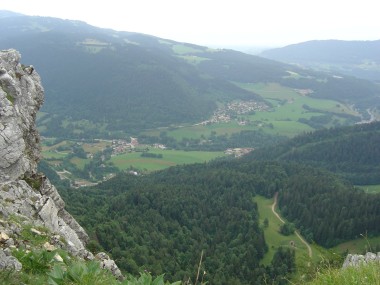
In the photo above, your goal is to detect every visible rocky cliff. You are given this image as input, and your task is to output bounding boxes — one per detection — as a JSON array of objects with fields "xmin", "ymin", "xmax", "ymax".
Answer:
[
  {"xmin": 0, "ymin": 49, "xmax": 121, "ymax": 278},
  {"xmin": 343, "ymin": 252, "xmax": 380, "ymax": 268}
]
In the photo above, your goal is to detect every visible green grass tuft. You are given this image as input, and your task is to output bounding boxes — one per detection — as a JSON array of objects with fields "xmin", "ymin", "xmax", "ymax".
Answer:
[{"xmin": 306, "ymin": 262, "xmax": 380, "ymax": 285}]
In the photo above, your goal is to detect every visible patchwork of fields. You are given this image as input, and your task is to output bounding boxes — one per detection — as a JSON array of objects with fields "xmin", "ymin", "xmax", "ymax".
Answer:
[{"xmin": 144, "ymin": 82, "xmax": 361, "ymax": 140}]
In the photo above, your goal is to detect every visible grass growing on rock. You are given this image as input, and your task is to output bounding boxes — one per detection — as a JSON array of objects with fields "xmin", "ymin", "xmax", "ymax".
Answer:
[{"xmin": 306, "ymin": 262, "xmax": 380, "ymax": 285}]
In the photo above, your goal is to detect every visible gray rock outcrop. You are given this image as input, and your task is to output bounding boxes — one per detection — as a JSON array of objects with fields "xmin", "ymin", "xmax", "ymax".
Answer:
[
  {"xmin": 0, "ymin": 49, "xmax": 42, "ymax": 182},
  {"xmin": 0, "ymin": 49, "xmax": 89, "ymax": 257},
  {"xmin": 0, "ymin": 249, "xmax": 22, "ymax": 271},
  {"xmin": 342, "ymin": 252, "xmax": 380, "ymax": 268},
  {"xmin": 0, "ymin": 49, "xmax": 121, "ymax": 278},
  {"xmin": 96, "ymin": 252, "xmax": 123, "ymax": 280}
]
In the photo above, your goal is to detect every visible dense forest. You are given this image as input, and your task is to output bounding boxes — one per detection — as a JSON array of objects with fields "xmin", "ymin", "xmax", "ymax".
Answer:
[
  {"xmin": 278, "ymin": 167, "xmax": 380, "ymax": 247},
  {"xmin": 59, "ymin": 163, "xmax": 278, "ymax": 284},
  {"xmin": 250, "ymin": 121, "xmax": 380, "ymax": 184},
  {"xmin": 57, "ymin": 157, "xmax": 380, "ymax": 284}
]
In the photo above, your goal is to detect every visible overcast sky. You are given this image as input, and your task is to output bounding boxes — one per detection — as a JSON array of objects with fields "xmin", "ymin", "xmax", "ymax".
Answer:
[{"xmin": 2, "ymin": 0, "xmax": 379, "ymax": 48}]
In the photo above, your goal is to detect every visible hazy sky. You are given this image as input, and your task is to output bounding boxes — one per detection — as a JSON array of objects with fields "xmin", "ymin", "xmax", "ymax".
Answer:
[{"xmin": 2, "ymin": 0, "xmax": 379, "ymax": 48}]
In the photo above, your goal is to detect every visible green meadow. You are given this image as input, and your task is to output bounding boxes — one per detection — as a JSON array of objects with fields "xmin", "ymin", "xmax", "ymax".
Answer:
[
  {"xmin": 111, "ymin": 149, "xmax": 225, "ymax": 172},
  {"xmin": 145, "ymin": 82, "xmax": 360, "ymax": 141},
  {"xmin": 356, "ymin": 184, "xmax": 380, "ymax": 194},
  {"xmin": 332, "ymin": 235, "xmax": 380, "ymax": 254},
  {"xmin": 172, "ymin": 44, "xmax": 203, "ymax": 54},
  {"xmin": 70, "ymin": 157, "xmax": 89, "ymax": 170},
  {"xmin": 255, "ymin": 194, "xmax": 380, "ymax": 276},
  {"xmin": 42, "ymin": 150, "xmax": 68, "ymax": 160},
  {"xmin": 166, "ymin": 121, "xmax": 253, "ymax": 140},
  {"xmin": 254, "ymin": 195, "xmax": 321, "ymax": 266},
  {"xmin": 42, "ymin": 138, "xmax": 225, "ymax": 175}
]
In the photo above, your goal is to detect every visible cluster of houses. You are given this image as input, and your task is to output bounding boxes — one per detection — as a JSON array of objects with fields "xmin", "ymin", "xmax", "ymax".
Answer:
[
  {"xmin": 224, "ymin": 148, "xmax": 254, "ymax": 158},
  {"xmin": 195, "ymin": 100, "xmax": 269, "ymax": 126},
  {"xmin": 294, "ymin": 88, "xmax": 314, "ymax": 96},
  {"xmin": 111, "ymin": 138, "xmax": 167, "ymax": 155},
  {"xmin": 225, "ymin": 100, "xmax": 268, "ymax": 114},
  {"xmin": 111, "ymin": 137, "xmax": 139, "ymax": 155}
]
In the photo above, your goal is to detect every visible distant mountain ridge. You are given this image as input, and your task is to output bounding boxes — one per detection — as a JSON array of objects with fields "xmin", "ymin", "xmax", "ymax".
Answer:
[
  {"xmin": 260, "ymin": 40, "xmax": 380, "ymax": 82},
  {"xmin": 1, "ymin": 12, "xmax": 380, "ymax": 138}
]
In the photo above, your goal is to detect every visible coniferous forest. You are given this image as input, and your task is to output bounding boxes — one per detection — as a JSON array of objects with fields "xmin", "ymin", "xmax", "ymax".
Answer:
[
  {"xmin": 250, "ymin": 121, "xmax": 380, "ymax": 184},
  {"xmin": 58, "ymin": 142, "xmax": 380, "ymax": 284}
]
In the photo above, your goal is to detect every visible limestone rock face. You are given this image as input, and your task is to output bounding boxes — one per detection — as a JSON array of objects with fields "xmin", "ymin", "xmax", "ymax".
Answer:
[
  {"xmin": 0, "ymin": 49, "xmax": 90, "ymax": 259},
  {"xmin": 0, "ymin": 249, "xmax": 22, "ymax": 271},
  {"xmin": 342, "ymin": 252, "xmax": 380, "ymax": 268},
  {"xmin": 96, "ymin": 252, "xmax": 123, "ymax": 281},
  {"xmin": 0, "ymin": 49, "xmax": 43, "ymax": 181}
]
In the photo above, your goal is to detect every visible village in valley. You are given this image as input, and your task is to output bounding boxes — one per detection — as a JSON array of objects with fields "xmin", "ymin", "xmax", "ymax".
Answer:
[
  {"xmin": 195, "ymin": 100, "xmax": 269, "ymax": 126},
  {"xmin": 41, "ymin": 99, "xmax": 269, "ymax": 188},
  {"xmin": 110, "ymin": 137, "xmax": 253, "ymax": 158}
]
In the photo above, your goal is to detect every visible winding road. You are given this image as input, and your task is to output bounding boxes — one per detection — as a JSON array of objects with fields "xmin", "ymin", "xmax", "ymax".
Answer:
[{"xmin": 272, "ymin": 192, "xmax": 313, "ymax": 259}]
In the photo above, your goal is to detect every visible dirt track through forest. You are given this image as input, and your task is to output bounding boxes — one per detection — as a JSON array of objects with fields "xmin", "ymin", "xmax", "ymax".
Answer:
[{"xmin": 272, "ymin": 192, "xmax": 313, "ymax": 259}]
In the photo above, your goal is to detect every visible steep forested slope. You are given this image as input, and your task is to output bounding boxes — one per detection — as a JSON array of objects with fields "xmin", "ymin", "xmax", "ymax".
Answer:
[
  {"xmin": 60, "ymin": 164, "xmax": 271, "ymax": 284},
  {"xmin": 250, "ymin": 121, "xmax": 380, "ymax": 184},
  {"xmin": 278, "ymin": 167, "xmax": 380, "ymax": 247},
  {"xmin": 58, "ymin": 158, "xmax": 380, "ymax": 283}
]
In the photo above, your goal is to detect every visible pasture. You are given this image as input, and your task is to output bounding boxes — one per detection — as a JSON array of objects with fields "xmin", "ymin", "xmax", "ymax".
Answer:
[
  {"xmin": 356, "ymin": 184, "xmax": 380, "ymax": 194},
  {"xmin": 254, "ymin": 195, "xmax": 321, "ymax": 266},
  {"xmin": 145, "ymin": 82, "xmax": 361, "ymax": 142},
  {"xmin": 111, "ymin": 149, "xmax": 225, "ymax": 172}
]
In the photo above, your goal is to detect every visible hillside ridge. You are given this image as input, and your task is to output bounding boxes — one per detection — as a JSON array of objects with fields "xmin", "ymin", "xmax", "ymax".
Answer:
[{"xmin": 1, "ymin": 13, "xmax": 379, "ymax": 138}]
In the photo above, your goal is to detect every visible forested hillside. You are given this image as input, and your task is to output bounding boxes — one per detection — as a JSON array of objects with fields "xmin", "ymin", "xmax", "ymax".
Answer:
[
  {"xmin": 60, "ymin": 162, "xmax": 285, "ymax": 284},
  {"xmin": 58, "ymin": 158, "xmax": 380, "ymax": 284},
  {"xmin": 278, "ymin": 167, "xmax": 380, "ymax": 247},
  {"xmin": 1, "ymin": 13, "xmax": 380, "ymax": 138},
  {"xmin": 250, "ymin": 121, "xmax": 380, "ymax": 184}
]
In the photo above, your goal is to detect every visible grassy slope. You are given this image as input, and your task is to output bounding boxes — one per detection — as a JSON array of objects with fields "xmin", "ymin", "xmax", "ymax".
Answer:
[
  {"xmin": 356, "ymin": 184, "xmax": 380, "ymax": 194},
  {"xmin": 306, "ymin": 262, "xmax": 380, "ymax": 285},
  {"xmin": 255, "ymin": 194, "xmax": 380, "ymax": 284},
  {"xmin": 332, "ymin": 236, "xmax": 380, "ymax": 254},
  {"xmin": 254, "ymin": 195, "xmax": 322, "ymax": 265}
]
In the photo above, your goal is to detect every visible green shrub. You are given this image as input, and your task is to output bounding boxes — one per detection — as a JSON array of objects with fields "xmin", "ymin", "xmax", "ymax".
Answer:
[
  {"xmin": 121, "ymin": 272, "xmax": 181, "ymax": 285},
  {"xmin": 6, "ymin": 93, "xmax": 15, "ymax": 104},
  {"xmin": 23, "ymin": 175, "xmax": 43, "ymax": 190},
  {"xmin": 48, "ymin": 260, "xmax": 117, "ymax": 285},
  {"xmin": 13, "ymin": 249, "xmax": 57, "ymax": 274},
  {"xmin": 279, "ymin": 222, "xmax": 295, "ymax": 236},
  {"xmin": 19, "ymin": 225, "xmax": 49, "ymax": 247}
]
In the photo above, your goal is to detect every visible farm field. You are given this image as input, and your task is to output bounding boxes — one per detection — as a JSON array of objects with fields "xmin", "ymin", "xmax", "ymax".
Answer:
[
  {"xmin": 145, "ymin": 82, "xmax": 361, "ymax": 141},
  {"xmin": 41, "ymin": 138, "xmax": 225, "ymax": 179},
  {"xmin": 111, "ymin": 149, "xmax": 225, "ymax": 172},
  {"xmin": 356, "ymin": 184, "xmax": 380, "ymax": 194}
]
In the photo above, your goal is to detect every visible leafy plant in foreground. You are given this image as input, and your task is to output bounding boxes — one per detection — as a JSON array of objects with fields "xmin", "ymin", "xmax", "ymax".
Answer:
[
  {"xmin": 48, "ymin": 260, "xmax": 117, "ymax": 285},
  {"xmin": 122, "ymin": 272, "xmax": 181, "ymax": 285}
]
